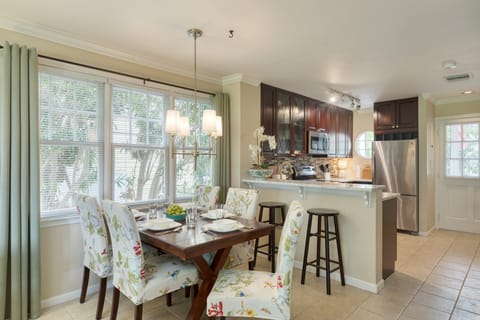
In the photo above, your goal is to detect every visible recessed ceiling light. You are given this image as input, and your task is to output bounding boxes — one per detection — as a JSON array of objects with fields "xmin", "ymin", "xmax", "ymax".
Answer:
[
  {"xmin": 442, "ymin": 59, "xmax": 457, "ymax": 70},
  {"xmin": 462, "ymin": 90, "xmax": 473, "ymax": 95}
]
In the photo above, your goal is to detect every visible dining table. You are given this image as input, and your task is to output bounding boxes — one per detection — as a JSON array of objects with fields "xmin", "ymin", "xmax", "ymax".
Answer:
[{"xmin": 139, "ymin": 215, "xmax": 274, "ymax": 320}]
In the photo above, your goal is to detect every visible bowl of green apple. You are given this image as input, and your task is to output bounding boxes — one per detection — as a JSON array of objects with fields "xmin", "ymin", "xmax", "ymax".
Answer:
[{"xmin": 165, "ymin": 204, "xmax": 186, "ymax": 221}]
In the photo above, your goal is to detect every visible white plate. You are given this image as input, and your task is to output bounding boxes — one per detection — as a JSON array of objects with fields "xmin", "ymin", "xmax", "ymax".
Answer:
[
  {"xmin": 206, "ymin": 222, "xmax": 244, "ymax": 233},
  {"xmin": 144, "ymin": 220, "xmax": 182, "ymax": 231},
  {"xmin": 201, "ymin": 210, "xmax": 238, "ymax": 220}
]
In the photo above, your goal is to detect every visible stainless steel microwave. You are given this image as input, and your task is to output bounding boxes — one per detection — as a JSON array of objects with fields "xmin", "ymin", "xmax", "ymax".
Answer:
[{"xmin": 308, "ymin": 130, "xmax": 329, "ymax": 156}]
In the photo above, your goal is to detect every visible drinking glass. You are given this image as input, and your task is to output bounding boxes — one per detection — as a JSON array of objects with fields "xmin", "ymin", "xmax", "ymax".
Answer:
[
  {"xmin": 215, "ymin": 204, "xmax": 226, "ymax": 219},
  {"xmin": 148, "ymin": 203, "xmax": 157, "ymax": 220},
  {"xmin": 186, "ymin": 207, "xmax": 198, "ymax": 228}
]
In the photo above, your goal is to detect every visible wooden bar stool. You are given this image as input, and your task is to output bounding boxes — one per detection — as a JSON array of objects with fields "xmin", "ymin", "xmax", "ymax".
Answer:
[
  {"xmin": 300, "ymin": 208, "xmax": 345, "ymax": 295},
  {"xmin": 251, "ymin": 202, "xmax": 286, "ymax": 272}
]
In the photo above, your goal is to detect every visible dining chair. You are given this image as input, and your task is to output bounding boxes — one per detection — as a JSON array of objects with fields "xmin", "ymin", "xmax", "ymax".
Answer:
[
  {"xmin": 223, "ymin": 188, "xmax": 259, "ymax": 269},
  {"xmin": 73, "ymin": 193, "xmax": 113, "ymax": 320},
  {"xmin": 206, "ymin": 200, "xmax": 306, "ymax": 319},
  {"xmin": 193, "ymin": 185, "xmax": 220, "ymax": 210},
  {"xmin": 101, "ymin": 200, "xmax": 200, "ymax": 320}
]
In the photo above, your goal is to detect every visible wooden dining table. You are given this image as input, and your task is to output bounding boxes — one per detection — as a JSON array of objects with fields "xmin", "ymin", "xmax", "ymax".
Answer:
[{"xmin": 139, "ymin": 216, "xmax": 274, "ymax": 320}]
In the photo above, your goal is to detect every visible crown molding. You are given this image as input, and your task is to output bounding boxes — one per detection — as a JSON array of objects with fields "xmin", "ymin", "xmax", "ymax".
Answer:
[
  {"xmin": 221, "ymin": 73, "xmax": 260, "ymax": 87},
  {"xmin": 0, "ymin": 16, "xmax": 222, "ymax": 85}
]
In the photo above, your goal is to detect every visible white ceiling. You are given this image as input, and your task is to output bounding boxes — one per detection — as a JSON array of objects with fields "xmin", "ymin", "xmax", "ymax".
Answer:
[{"xmin": 1, "ymin": 0, "xmax": 480, "ymax": 108}]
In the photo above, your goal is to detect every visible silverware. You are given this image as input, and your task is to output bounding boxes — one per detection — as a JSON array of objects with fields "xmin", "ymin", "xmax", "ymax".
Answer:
[
  {"xmin": 242, "ymin": 225, "xmax": 254, "ymax": 230},
  {"xmin": 156, "ymin": 226, "xmax": 183, "ymax": 235},
  {"xmin": 202, "ymin": 229, "xmax": 218, "ymax": 237}
]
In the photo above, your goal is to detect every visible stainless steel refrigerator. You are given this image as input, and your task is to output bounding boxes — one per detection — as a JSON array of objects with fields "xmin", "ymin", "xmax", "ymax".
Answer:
[{"xmin": 373, "ymin": 139, "xmax": 418, "ymax": 233}]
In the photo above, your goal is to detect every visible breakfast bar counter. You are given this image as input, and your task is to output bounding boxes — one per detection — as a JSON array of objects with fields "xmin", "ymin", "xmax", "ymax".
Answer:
[{"xmin": 243, "ymin": 178, "xmax": 385, "ymax": 293}]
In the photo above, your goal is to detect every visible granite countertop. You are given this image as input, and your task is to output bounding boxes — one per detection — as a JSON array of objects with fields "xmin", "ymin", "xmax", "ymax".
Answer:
[{"xmin": 243, "ymin": 178, "xmax": 384, "ymax": 192}]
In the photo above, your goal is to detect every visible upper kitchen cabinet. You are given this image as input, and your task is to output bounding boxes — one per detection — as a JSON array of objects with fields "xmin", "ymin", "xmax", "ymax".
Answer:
[
  {"xmin": 374, "ymin": 97, "xmax": 418, "ymax": 140},
  {"xmin": 260, "ymin": 83, "xmax": 352, "ymax": 157},
  {"xmin": 260, "ymin": 83, "xmax": 275, "ymax": 137},
  {"xmin": 275, "ymin": 89, "xmax": 306, "ymax": 155}
]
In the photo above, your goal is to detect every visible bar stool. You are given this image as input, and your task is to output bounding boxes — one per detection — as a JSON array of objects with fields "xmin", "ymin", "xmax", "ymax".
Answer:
[
  {"xmin": 300, "ymin": 208, "xmax": 345, "ymax": 295},
  {"xmin": 251, "ymin": 202, "xmax": 286, "ymax": 272}
]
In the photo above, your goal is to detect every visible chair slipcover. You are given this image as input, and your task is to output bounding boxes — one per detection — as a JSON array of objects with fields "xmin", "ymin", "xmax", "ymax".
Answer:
[
  {"xmin": 207, "ymin": 200, "xmax": 306, "ymax": 319},
  {"xmin": 193, "ymin": 185, "xmax": 220, "ymax": 210},
  {"xmin": 73, "ymin": 194, "xmax": 112, "ymax": 278},
  {"xmin": 101, "ymin": 200, "xmax": 199, "ymax": 305},
  {"xmin": 223, "ymin": 188, "xmax": 259, "ymax": 268}
]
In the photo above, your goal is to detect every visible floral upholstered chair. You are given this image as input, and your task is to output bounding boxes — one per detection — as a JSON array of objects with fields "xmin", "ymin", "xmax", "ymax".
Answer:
[
  {"xmin": 193, "ymin": 185, "xmax": 220, "ymax": 210},
  {"xmin": 73, "ymin": 193, "xmax": 112, "ymax": 320},
  {"xmin": 223, "ymin": 188, "xmax": 259, "ymax": 269},
  {"xmin": 206, "ymin": 200, "xmax": 306, "ymax": 319},
  {"xmin": 101, "ymin": 200, "xmax": 199, "ymax": 320}
]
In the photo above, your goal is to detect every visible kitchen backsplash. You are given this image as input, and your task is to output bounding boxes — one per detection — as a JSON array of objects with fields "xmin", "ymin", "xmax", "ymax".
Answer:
[{"xmin": 266, "ymin": 155, "xmax": 347, "ymax": 179}]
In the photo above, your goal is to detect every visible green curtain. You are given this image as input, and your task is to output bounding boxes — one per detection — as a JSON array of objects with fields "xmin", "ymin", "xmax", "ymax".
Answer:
[
  {"xmin": 0, "ymin": 42, "xmax": 41, "ymax": 319},
  {"xmin": 213, "ymin": 92, "xmax": 231, "ymax": 203}
]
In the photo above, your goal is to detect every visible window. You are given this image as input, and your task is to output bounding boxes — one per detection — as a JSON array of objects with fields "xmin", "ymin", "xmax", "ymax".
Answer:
[
  {"xmin": 354, "ymin": 131, "xmax": 374, "ymax": 159},
  {"xmin": 445, "ymin": 122, "xmax": 480, "ymax": 178},
  {"xmin": 39, "ymin": 72, "xmax": 104, "ymax": 212},
  {"xmin": 38, "ymin": 66, "xmax": 215, "ymax": 216},
  {"xmin": 111, "ymin": 85, "xmax": 168, "ymax": 203}
]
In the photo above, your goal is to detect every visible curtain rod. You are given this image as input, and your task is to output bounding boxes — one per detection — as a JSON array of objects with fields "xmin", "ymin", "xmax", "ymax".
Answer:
[{"xmin": 0, "ymin": 44, "xmax": 216, "ymax": 96}]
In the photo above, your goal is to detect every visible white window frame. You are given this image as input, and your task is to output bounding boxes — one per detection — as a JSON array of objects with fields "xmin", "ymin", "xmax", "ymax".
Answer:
[
  {"xmin": 354, "ymin": 130, "xmax": 374, "ymax": 159},
  {"xmin": 443, "ymin": 119, "xmax": 480, "ymax": 179},
  {"xmin": 38, "ymin": 59, "xmax": 215, "ymax": 223}
]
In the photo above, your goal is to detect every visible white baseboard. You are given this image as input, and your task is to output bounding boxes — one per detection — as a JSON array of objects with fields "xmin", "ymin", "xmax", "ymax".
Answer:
[
  {"xmin": 41, "ymin": 281, "xmax": 113, "ymax": 309},
  {"xmin": 419, "ymin": 226, "xmax": 436, "ymax": 237},
  {"xmin": 293, "ymin": 260, "xmax": 384, "ymax": 294}
]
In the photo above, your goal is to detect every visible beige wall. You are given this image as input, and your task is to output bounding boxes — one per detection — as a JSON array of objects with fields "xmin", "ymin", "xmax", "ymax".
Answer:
[
  {"xmin": 345, "ymin": 110, "xmax": 374, "ymax": 178},
  {"xmin": 435, "ymin": 99, "xmax": 480, "ymax": 118},
  {"xmin": 418, "ymin": 96, "xmax": 436, "ymax": 234},
  {"xmin": 223, "ymin": 81, "xmax": 261, "ymax": 187}
]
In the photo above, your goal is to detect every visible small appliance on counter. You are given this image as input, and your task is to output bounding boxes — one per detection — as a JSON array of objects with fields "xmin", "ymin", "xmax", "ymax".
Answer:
[{"xmin": 292, "ymin": 165, "xmax": 317, "ymax": 180}]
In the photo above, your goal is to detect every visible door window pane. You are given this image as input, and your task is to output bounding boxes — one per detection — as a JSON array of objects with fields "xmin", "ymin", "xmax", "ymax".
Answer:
[{"xmin": 445, "ymin": 122, "xmax": 480, "ymax": 178}]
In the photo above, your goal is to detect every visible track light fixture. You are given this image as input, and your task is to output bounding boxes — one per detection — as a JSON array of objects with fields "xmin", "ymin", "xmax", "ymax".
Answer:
[{"xmin": 328, "ymin": 88, "xmax": 361, "ymax": 110}]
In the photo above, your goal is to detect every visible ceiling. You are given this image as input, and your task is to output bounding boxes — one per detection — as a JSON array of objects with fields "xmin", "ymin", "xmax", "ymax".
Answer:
[{"xmin": 1, "ymin": 0, "xmax": 480, "ymax": 108}]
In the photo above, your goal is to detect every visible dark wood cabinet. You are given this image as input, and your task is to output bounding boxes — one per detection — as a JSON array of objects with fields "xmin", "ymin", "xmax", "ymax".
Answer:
[
  {"xmin": 275, "ymin": 90, "xmax": 305, "ymax": 155},
  {"xmin": 260, "ymin": 83, "xmax": 275, "ymax": 137},
  {"xmin": 260, "ymin": 83, "xmax": 352, "ymax": 157},
  {"xmin": 382, "ymin": 197, "xmax": 398, "ymax": 279},
  {"xmin": 374, "ymin": 97, "xmax": 418, "ymax": 139}
]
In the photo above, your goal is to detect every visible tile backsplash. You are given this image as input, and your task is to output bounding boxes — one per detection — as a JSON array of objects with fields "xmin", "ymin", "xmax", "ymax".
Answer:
[{"xmin": 267, "ymin": 155, "xmax": 347, "ymax": 179}]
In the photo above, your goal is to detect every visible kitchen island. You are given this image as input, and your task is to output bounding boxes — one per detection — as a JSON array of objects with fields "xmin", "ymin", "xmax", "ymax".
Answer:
[{"xmin": 243, "ymin": 178, "xmax": 385, "ymax": 293}]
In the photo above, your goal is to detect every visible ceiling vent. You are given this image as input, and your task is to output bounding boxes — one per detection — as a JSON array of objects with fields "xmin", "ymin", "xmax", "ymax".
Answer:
[{"xmin": 444, "ymin": 73, "xmax": 473, "ymax": 82}]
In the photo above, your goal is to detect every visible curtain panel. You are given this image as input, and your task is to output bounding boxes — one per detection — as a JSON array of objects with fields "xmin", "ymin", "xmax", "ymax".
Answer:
[
  {"xmin": 213, "ymin": 93, "xmax": 231, "ymax": 203},
  {"xmin": 0, "ymin": 42, "xmax": 41, "ymax": 320}
]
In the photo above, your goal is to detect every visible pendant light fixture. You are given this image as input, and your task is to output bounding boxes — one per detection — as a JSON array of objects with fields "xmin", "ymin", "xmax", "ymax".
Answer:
[{"xmin": 165, "ymin": 28, "xmax": 222, "ymax": 171}]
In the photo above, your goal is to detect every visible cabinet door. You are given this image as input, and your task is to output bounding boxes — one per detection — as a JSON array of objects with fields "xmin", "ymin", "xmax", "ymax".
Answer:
[
  {"xmin": 396, "ymin": 98, "xmax": 418, "ymax": 130},
  {"xmin": 336, "ymin": 108, "xmax": 352, "ymax": 157},
  {"xmin": 374, "ymin": 101, "xmax": 397, "ymax": 132},
  {"xmin": 260, "ymin": 84, "xmax": 275, "ymax": 136},
  {"xmin": 276, "ymin": 91, "xmax": 291, "ymax": 155},
  {"xmin": 346, "ymin": 110, "xmax": 353, "ymax": 157},
  {"xmin": 306, "ymin": 99, "xmax": 318, "ymax": 130},
  {"xmin": 326, "ymin": 105, "xmax": 338, "ymax": 156},
  {"xmin": 292, "ymin": 96, "xmax": 305, "ymax": 154}
]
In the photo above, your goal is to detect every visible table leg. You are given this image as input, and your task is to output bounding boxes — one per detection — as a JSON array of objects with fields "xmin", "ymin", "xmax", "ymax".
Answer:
[{"xmin": 187, "ymin": 247, "xmax": 232, "ymax": 320}]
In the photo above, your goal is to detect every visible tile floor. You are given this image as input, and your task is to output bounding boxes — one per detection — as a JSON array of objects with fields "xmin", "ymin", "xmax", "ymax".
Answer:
[{"xmin": 40, "ymin": 229, "xmax": 480, "ymax": 319}]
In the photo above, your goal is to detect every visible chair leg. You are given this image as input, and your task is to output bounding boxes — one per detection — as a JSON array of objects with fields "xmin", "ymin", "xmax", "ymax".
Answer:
[
  {"xmin": 166, "ymin": 292, "xmax": 172, "ymax": 306},
  {"xmin": 185, "ymin": 286, "xmax": 190, "ymax": 298},
  {"xmin": 316, "ymin": 215, "xmax": 321, "ymax": 277},
  {"xmin": 301, "ymin": 214, "xmax": 313, "ymax": 284},
  {"xmin": 80, "ymin": 266, "xmax": 90, "ymax": 303},
  {"xmin": 248, "ymin": 260, "xmax": 255, "ymax": 270},
  {"xmin": 334, "ymin": 215, "xmax": 346, "ymax": 286},
  {"xmin": 191, "ymin": 284, "xmax": 199, "ymax": 303},
  {"xmin": 324, "ymin": 216, "xmax": 331, "ymax": 295},
  {"xmin": 134, "ymin": 304, "xmax": 143, "ymax": 320},
  {"xmin": 96, "ymin": 277, "xmax": 107, "ymax": 320},
  {"xmin": 110, "ymin": 287, "xmax": 120, "ymax": 320}
]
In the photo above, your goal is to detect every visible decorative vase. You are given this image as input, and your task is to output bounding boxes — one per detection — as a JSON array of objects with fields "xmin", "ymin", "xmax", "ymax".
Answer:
[{"xmin": 248, "ymin": 168, "xmax": 273, "ymax": 180}]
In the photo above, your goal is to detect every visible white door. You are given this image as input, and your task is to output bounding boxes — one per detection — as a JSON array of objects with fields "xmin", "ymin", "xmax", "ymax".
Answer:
[{"xmin": 436, "ymin": 117, "xmax": 480, "ymax": 233}]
